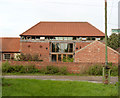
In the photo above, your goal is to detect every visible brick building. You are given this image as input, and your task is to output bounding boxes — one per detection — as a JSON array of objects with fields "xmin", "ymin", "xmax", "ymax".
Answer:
[
  {"xmin": 19, "ymin": 21, "xmax": 119, "ymax": 63},
  {"xmin": 1, "ymin": 22, "xmax": 119, "ymax": 64},
  {"xmin": 0, "ymin": 38, "xmax": 20, "ymax": 61}
]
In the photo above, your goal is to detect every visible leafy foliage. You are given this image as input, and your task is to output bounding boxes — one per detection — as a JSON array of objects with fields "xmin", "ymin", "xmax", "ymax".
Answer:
[
  {"xmin": 2, "ymin": 61, "xmax": 39, "ymax": 73},
  {"xmin": 63, "ymin": 57, "xmax": 74, "ymax": 62},
  {"xmin": 41, "ymin": 66, "xmax": 68, "ymax": 75},
  {"xmin": 86, "ymin": 64, "xmax": 118, "ymax": 76},
  {"xmin": 108, "ymin": 33, "xmax": 120, "ymax": 50},
  {"xmin": 87, "ymin": 65, "xmax": 103, "ymax": 75},
  {"xmin": 15, "ymin": 53, "xmax": 43, "ymax": 61},
  {"xmin": 2, "ymin": 62, "xmax": 68, "ymax": 75}
]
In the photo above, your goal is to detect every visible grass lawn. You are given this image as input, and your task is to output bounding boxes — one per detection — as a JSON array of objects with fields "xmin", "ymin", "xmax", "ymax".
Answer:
[{"xmin": 2, "ymin": 79, "xmax": 118, "ymax": 96}]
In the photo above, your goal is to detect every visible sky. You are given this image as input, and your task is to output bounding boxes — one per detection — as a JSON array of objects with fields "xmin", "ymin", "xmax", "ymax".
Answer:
[{"xmin": 0, "ymin": 0, "xmax": 119, "ymax": 37}]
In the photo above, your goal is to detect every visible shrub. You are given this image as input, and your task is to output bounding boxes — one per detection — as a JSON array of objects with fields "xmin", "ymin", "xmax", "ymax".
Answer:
[
  {"xmin": 2, "ymin": 61, "xmax": 39, "ymax": 73},
  {"xmin": 2, "ymin": 61, "xmax": 11, "ymax": 73},
  {"xmin": 110, "ymin": 66, "xmax": 118, "ymax": 76},
  {"xmin": 44, "ymin": 66, "xmax": 68, "ymax": 75},
  {"xmin": 59, "ymin": 66, "xmax": 68, "ymax": 75},
  {"xmin": 45, "ymin": 66, "xmax": 59, "ymax": 74},
  {"xmin": 19, "ymin": 53, "xmax": 26, "ymax": 61},
  {"xmin": 86, "ymin": 64, "xmax": 118, "ymax": 76},
  {"xmin": 15, "ymin": 53, "xmax": 43, "ymax": 61},
  {"xmin": 86, "ymin": 65, "xmax": 103, "ymax": 75}
]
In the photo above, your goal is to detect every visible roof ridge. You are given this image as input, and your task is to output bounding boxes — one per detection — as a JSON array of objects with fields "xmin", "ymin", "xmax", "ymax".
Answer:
[{"xmin": 40, "ymin": 21, "xmax": 88, "ymax": 23}]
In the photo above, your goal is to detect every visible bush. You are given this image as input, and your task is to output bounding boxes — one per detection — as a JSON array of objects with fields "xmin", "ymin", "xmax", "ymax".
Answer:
[
  {"xmin": 86, "ymin": 64, "xmax": 118, "ymax": 76},
  {"xmin": 15, "ymin": 53, "xmax": 43, "ymax": 61},
  {"xmin": 110, "ymin": 66, "xmax": 118, "ymax": 76},
  {"xmin": 2, "ymin": 61, "xmax": 11, "ymax": 73},
  {"xmin": 45, "ymin": 66, "xmax": 59, "ymax": 74},
  {"xmin": 87, "ymin": 65, "xmax": 103, "ymax": 75},
  {"xmin": 44, "ymin": 66, "xmax": 68, "ymax": 75},
  {"xmin": 2, "ymin": 61, "xmax": 39, "ymax": 73},
  {"xmin": 59, "ymin": 66, "xmax": 67, "ymax": 75}
]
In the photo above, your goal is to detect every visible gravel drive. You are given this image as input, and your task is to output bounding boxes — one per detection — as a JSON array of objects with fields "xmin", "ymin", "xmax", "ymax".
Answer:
[{"xmin": 2, "ymin": 75, "xmax": 118, "ymax": 84}]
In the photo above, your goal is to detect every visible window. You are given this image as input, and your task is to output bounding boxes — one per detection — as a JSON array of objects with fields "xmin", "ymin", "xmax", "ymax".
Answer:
[
  {"xmin": 58, "ymin": 54, "xmax": 61, "ymax": 61},
  {"xmin": 96, "ymin": 38, "xmax": 100, "ymax": 41},
  {"xmin": 68, "ymin": 37, "xmax": 72, "ymax": 40},
  {"xmin": 92, "ymin": 37, "xmax": 95, "ymax": 40},
  {"xmin": 32, "ymin": 36, "xmax": 35, "ymax": 40},
  {"xmin": 68, "ymin": 55, "xmax": 73, "ymax": 58},
  {"xmin": 78, "ymin": 37, "xmax": 82, "ymax": 40},
  {"xmin": 36, "ymin": 36, "xmax": 40, "ymax": 40},
  {"xmin": 40, "ymin": 37, "xmax": 45, "ymax": 40},
  {"xmin": 82, "ymin": 38, "xmax": 86, "ymax": 41},
  {"xmin": 64, "ymin": 37, "xmax": 68, "ymax": 40},
  {"xmin": 52, "ymin": 43, "xmax": 73, "ymax": 53},
  {"xmin": 68, "ymin": 43, "xmax": 73, "ymax": 52},
  {"xmin": 87, "ymin": 37, "xmax": 91, "ymax": 40},
  {"xmin": 4, "ymin": 54, "xmax": 11, "ymax": 60},
  {"xmin": 27, "ymin": 36, "xmax": 31, "ymax": 40},
  {"xmin": 56, "ymin": 43, "xmax": 60, "ymax": 52},
  {"xmin": 52, "ymin": 54, "xmax": 56, "ymax": 62},
  {"xmin": 52, "ymin": 43, "xmax": 55, "ymax": 52}
]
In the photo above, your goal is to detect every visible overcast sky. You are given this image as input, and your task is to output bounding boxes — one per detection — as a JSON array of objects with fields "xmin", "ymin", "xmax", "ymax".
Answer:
[{"xmin": 0, "ymin": 0, "xmax": 119, "ymax": 37}]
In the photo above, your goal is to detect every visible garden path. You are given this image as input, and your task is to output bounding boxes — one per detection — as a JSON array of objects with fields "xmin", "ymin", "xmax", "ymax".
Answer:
[{"xmin": 2, "ymin": 75, "xmax": 118, "ymax": 84}]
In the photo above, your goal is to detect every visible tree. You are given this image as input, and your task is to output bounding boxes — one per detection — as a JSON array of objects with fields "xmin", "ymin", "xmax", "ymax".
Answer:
[{"xmin": 107, "ymin": 33, "xmax": 120, "ymax": 50}]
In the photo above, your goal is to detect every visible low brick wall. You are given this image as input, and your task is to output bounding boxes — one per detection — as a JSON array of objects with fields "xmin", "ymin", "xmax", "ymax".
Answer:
[{"xmin": 5, "ymin": 61, "xmax": 118, "ymax": 73}]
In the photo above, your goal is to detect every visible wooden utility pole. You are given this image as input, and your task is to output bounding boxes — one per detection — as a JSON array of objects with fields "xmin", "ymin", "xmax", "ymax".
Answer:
[
  {"xmin": 103, "ymin": 0, "xmax": 110, "ymax": 85},
  {"xmin": 105, "ymin": 0, "xmax": 108, "ymax": 65}
]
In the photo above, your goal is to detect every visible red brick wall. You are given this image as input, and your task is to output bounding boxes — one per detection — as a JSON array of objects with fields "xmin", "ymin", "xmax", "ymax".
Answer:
[
  {"xmin": 75, "ymin": 42, "xmax": 91, "ymax": 52},
  {"xmin": 75, "ymin": 41, "xmax": 120, "ymax": 63},
  {"xmin": 8, "ymin": 61, "xmax": 118, "ymax": 73},
  {"xmin": 20, "ymin": 42, "xmax": 50, "ymax": 62}
]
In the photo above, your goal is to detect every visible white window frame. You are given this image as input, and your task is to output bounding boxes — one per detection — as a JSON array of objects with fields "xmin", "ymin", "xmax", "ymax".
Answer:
[{"xmin": 3, "ymin": 54, "xmax": 11, "ymax": 60}]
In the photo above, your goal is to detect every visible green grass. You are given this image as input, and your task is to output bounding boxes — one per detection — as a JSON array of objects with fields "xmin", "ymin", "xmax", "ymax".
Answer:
[{"xmin": 2, "ymin": 79, "xmax": 118, "ymax": 96}]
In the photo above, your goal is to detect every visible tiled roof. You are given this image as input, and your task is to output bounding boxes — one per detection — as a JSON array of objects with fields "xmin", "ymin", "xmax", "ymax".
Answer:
[
  {"xmin": 0, "ymin": 37, "xmax": 20, "ymax": 52},
  {"xmin": 20, "ymin": 22, "xmax": 105, "ymax": 37}
]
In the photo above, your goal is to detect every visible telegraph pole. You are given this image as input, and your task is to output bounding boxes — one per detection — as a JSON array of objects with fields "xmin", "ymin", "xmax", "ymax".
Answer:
[
  {"xmin": 103, "ymin": 0, "xmax": 111, "ymax": 85},
  {"xmin": 105, "ymin": 0, "xmax": 108, "ymax": 65}
]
